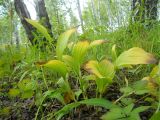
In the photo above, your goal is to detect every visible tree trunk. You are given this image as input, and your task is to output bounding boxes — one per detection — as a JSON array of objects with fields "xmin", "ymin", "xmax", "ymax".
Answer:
[
  {"xmin": 14, "ymin": 0, "xmax": 36, "ymax": 45},
  {"xmin": 77, "ymin": 0, "xmax": 84, "ymax": 32},
  {"xmin": 35, "ymin": 0, "xmax": 53, "ymax": 38}
]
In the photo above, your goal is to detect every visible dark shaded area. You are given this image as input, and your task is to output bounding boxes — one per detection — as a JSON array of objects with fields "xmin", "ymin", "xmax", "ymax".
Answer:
[{"xmin": 14, "ymin": 0, "xmax": 36, "ymax": 45}]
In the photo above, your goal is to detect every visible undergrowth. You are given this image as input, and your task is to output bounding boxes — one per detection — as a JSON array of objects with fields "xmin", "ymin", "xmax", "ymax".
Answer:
[{"xmin": 0, "ymin": 19, "xmax": 160, "ymax": 120}]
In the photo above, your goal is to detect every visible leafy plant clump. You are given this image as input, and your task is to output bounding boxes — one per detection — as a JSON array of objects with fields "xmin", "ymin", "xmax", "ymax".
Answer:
[{"xmin": 0, "ymin": 19, "xmax": 159, "ymax": 120}]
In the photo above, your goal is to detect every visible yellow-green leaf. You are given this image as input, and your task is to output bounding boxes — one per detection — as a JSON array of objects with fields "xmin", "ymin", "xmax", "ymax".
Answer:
[
  {"xmin": 84, "ymin": 59, "xmax": 115, "ymax": 80},
  {"xmin": 84, "ymin": 60, "xmax": 103, "ymax": 78},
  {"xmin": 89, "ymin": 40, "xmax": 107, "ymax": 48},
  {"xmin": 72, "ymin": 41, "xmax": 89, "ymax": 65},
  {"xmin": 21, "ymin": 90, "xmax": 34, "ymax": 99},
  {"xmin": 25, "ymin": 18, "xmax": 52, "ymax": 43},
  {"xmin": 18, "ymin": 79, "xmax": 36, "ymax": 91},
  {"xmin": 111, "ymin": 44, "xmax": 117, "ymax": 61},
  {"xmin": 41, "ymin": 60, "xmax": 68, "ymax": 77},
  {"xmin": 150, "ymin": 66, "xmax": 158, "ymax": 77},
  {"xmin": 62, "ymin": 55, "xmax": 74, "ymax": 68},
  {"xmin": 115, "ymin": 47, "xmax": 157, "ymax": 68},
  {"xmin": 56, "ymin": 28, "xmax": 76, "ymax": 60},
  {"xmin": 0, "ymin": 107, "xmax": 10, "ymax": 116},
  {"xmin": 8, "ymin": 89, "xmax": 20, "ymax": 97}
]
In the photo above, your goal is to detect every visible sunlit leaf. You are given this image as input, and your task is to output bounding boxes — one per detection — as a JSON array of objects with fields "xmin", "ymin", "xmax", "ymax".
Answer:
[
  {"xmin": 142, "ymin": 77, "xmax": 158, "ymax": 96},
  {"xmin": 72, "ymin": 41, "xmax": 89, "ymax": 65},
  {"xmin": 25, "ymin": 18, "xmax": 52, "ymax": 43},
  {"xmin": 84, "ymin": 60, "xmax": 115, "ymax": 80},
  {"xmin": 89, "ymin": 40, "xmax": 107, "ymax": 48},
  {"xmin": 150, "ymin": 66, "xmax": 158, "ymax": 77},
  {"xmin": 67, "ymin": 42, "xmax": 74, "ymax": 50},
  {"xmin": 115, "ymin": 47, "xmax": 157, "ymax": 68},
  {"xmin": 8, "ymin": 88, "xmax": 20, "ymax": 97},
  {"xmin": 62, "ymin": 55, "xmax": 75, "ymax": 71},
  {"xmin": 39, "ymin": 60, "xmax": 68, "ymax": 78},
  {"xmin": 56, "ymin": 28, "xmax": 76, "ymax": 60},
  {"xmin": 84, "ymin": 60, "xmax": 115, "ymax": 94},
  {"xmin": 84, "ymin": 60, "xmax": 103, "ymax": 78}
]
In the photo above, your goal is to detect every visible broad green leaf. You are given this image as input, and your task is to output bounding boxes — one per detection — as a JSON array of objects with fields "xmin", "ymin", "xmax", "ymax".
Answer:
[
  {"xmin": 62, "ymin": 55, "xmax": 75, "ymax": 71},
  {"xmin": 150, "ymin": 112, "xmax": 160, "ymax": 120},
  {"xmin": 120, "ymin": 86, "xmax": 134, "ymax": 95},
  {"xmin": 57, "ymin": 77, "xmax": 74, "ymax": 104},
  {"xmin": 57, "ymin": 77, "xmax": 71, "ymax": 92},
  {"xmin": 132, "ymin": 80, "xmax": 149, "ymax": 95},
  {"xmin": 18, "ymin": 79, "xmax": 36, "ymax": 91},
  {"xmin": 89, "ymin": 40, "xmax": 107, "ymax": 48},
  {"xmin": 54, "ymin": 98, "xmax": 114, "ymax": 120},
  {"xmin": 129, "ymin": 106, "xmax": 150, "ymax": 120},
  {"xmin": 115, "ymin": 47, "xmax": 157, "ymax": 68},
  {"xmin": 101, "ymin": 108, "xmax": 125, "ymax": 120},
  {"xmin": 40, "ymin": 60, "xmax": 68, "ymax": 78},
  {"xmin": 54, "ymin": 102, "xmax": 80, "ymax": 120},
  {"xmin": 8, "ymin": 88, "xmax": 20, "ymax": 97},
  {"xmin": 63, "ymin": 40, "xmax": 108, "ymax": 74},
  {"xmin": 56, "ymin": 28, "xmax": 76, "ymax": 60},
  {"xmin": 132, "ymin": 106, "xmax": 150, "ymax": 114},
  {"xmin": 84, "ymin": 60, "xmax": 115, "ymax": 94},
  {"xmin": 72, "ymin": 41, "xmax": 89, "ymax": 65},
  {"xmin": 48, "ymin": 91, "xmax": 64, "ymax": 104},
  {"xmin": 84, "ymin": 60, "xmax": 115, "ymax": 80},
  {"xmin": 84, "ymin": 60, "xmax": 103, "ymax": 78},
  {"xmin": 79, "ymin": 98, "xmax": 114, "ymax": 109},
  {"xmin": 129, "ymin": 113, "xmax": 141, "ymax": 120},
  {"xmin": 102, "ymin": 105, "xmax": 149, "ymax": 120},
  {"xmin": 150, "ymin": 66, "xmax": 158, "ymax": 77},
  {"xmin": 25, "ymin": 18, "xmax": 52, "ymax": 43},
  {"xmin": 124, "ymin": 104, "xmax": 134, "ymax": 115},
  {"xmin": 75, "ymin": 89, "xmax": 82, "ymax": 99},
  {"xmin": 21, "ymin": 90, "xmax": 34, "ymax": 99}
]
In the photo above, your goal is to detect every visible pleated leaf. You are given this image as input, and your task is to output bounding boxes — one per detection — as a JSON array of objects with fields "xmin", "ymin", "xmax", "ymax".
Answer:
[
  {"xmin": 56, "ymin": 28, "xmax": 76, "ymax": 60},
  {"xmin": 39, "ymin": 60, "xmax": 68, "ymax": 77},
  {"xmin": 72, "ymin": 41, "xmax": 90, "ymax": 65},
  {"xmin": 84, "ymin": 60, "xmax": 115, "ymax": 80},
  {"xmin": 115, "ymin": 47, "xmax": 157, "ymax": 68}
]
